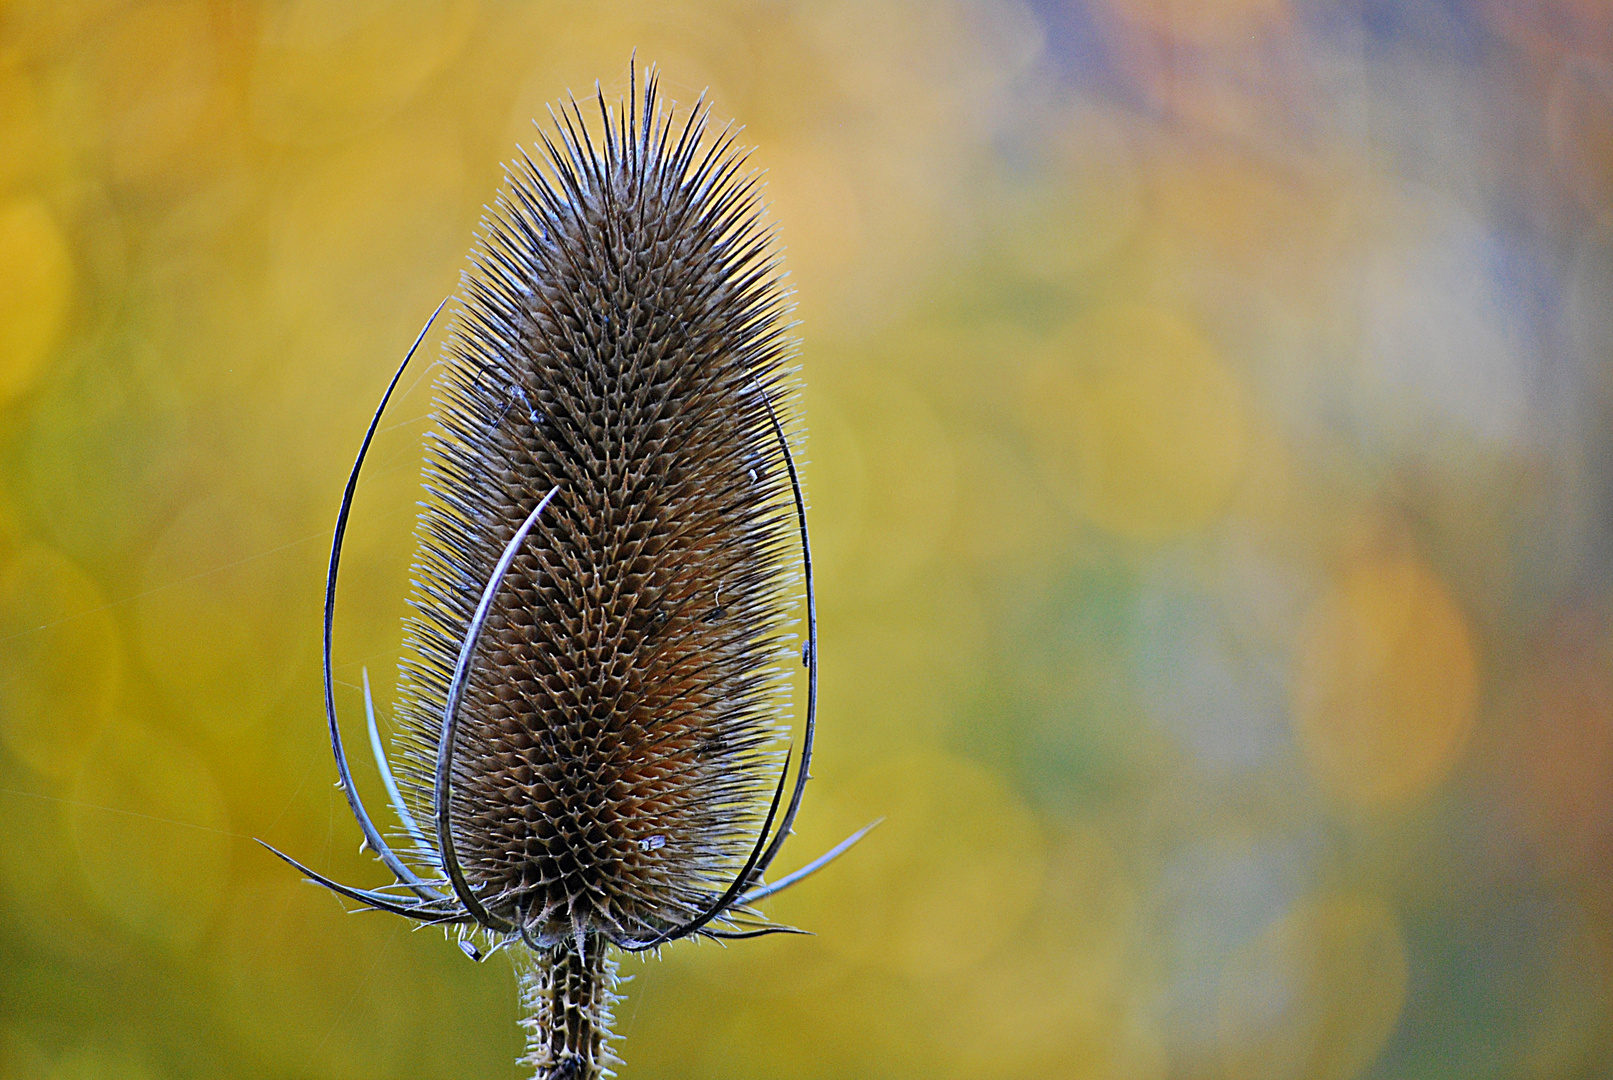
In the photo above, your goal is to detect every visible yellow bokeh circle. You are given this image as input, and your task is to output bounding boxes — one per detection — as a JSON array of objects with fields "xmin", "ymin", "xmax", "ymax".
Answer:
[
  {"xmin": 0, "ymin": 543, "xmax": 120, "ymax": 779},
  {"xmin": 67, "ymin": 719, "xmax": 230, "ymax": 952},
  {"xmin": 248, "ymin": 0, "xmax": 480, "ymax": 145},
  {"xmin": 1025, "ymin": 305, "xmax": 1248, "ymax": 542},
  {"xmin": 806, "ymin": 367, "xmax": 955, "ymax": 601},
  {"xmin": 0, "ymin": 63, "xmax": 47, "ymax": 193},
  {"xmin": 135, "ymin": 494, "xmax": 307, "ymax": 735},
  {"xmin": 785, "ymin": 749, "xmax": 1046, "ymax": 979},
  {"xmin": 97, "ymin": 0, "xmax": 224, "ymax": 184},
  {"xmin": 924, "ymin": 821, "xmax": 1151, "ymax": 1078},
  {"xmin": 0, "ymin": 197, "xmax": 73, "ymax": 408},
  {"xmin": 1294, "ymin": 556, "xmax": 1478, "ymax": 809}
]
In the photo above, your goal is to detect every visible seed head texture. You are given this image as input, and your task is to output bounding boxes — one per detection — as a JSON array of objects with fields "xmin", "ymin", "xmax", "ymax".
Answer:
[{"xmin": 397, "ymin": 70, "xmax": 799, "ymax": 949}]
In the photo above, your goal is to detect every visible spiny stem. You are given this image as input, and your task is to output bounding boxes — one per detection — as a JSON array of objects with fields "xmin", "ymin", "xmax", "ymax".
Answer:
[{"xmin": 517, "ymin": 936, "xmax": 621, "ymax": 1080}]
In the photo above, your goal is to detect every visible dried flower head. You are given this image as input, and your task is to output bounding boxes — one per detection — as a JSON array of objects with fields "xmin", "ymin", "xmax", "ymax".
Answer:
[{"xmin": 259, "ymin": 65, "xmax": 873, "ymax": 1080}]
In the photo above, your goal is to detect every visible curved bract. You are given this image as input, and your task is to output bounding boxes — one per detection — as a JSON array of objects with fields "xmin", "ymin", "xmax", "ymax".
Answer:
[{"xmin": 257, "ymin": 65, "xmax": 874, "ymax": 1080}]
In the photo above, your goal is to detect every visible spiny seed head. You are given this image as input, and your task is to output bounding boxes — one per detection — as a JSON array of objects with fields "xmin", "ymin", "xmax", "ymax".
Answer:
[{"xmin": 393, "ymin": 72, "xmax": 798, "ymax": 949}]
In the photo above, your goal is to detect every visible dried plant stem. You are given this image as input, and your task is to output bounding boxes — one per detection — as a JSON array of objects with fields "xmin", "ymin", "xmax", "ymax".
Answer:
[{"xmin": 516, "ymin": 935, "xmax": 621, "ymax": 1080}]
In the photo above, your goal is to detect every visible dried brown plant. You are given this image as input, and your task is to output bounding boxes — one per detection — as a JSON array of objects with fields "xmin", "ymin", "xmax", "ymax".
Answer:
[{"xmin": 259, "ymin": 65, "xmax": 873, "ymax": 1079}]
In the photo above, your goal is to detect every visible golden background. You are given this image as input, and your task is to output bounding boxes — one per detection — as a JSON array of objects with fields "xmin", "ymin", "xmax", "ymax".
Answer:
[{"xmin": 2, "ymin": 1, "xmax": 1612, "ymax": 1078}]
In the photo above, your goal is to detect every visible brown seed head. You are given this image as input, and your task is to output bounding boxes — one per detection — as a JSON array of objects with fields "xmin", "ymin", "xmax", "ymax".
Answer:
[{"xmin": 392, "ymin": 72, "xmax": 799, "ymax": 949}]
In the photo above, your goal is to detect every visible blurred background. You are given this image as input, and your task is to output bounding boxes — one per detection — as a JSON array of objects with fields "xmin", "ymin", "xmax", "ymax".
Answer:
[{"xmin": 1, "ymin": 1, "xmax": 1612, "ymax": 1077}]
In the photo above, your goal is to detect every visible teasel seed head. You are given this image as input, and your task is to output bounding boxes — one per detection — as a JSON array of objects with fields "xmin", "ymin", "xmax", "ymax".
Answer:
[
  {"xmin": 394, "ymin": 66, "xmax": 800, "ymax": 949},
  {"xmin": 256, "ymin": 62, "xmax": 879, "ymax": 1080}
]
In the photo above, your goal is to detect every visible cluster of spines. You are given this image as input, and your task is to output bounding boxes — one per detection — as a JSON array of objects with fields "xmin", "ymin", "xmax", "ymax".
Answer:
[{"xmin": 391, "ymin": 67, "xmax": 799, "ymax": 951}]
